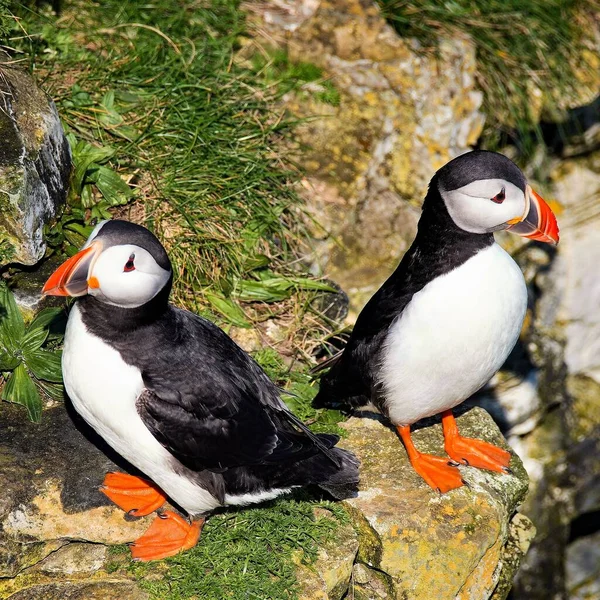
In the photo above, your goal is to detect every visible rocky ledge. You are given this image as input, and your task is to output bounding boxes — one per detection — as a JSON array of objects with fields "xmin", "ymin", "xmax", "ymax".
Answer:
[
  {"xmin": 0, "ymin": 404, "xmax": 531, "ymax": 599},
  {"xmin": 297, "ymin": 407, "xmax": 533, "ymax": 600}
]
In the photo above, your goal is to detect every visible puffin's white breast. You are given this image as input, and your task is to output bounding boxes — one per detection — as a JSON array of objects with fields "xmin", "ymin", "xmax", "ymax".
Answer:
[
  {"xmin": 380, "ymin": 243, "xmax": 527, "ymax": 425},
  {"xmin": 62, "ymin": 304, "xmax": 221, "ymax": 515}
]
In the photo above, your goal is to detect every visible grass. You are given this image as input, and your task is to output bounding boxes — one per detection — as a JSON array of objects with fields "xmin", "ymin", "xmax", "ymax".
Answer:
[
  {"xmin": 377, "ymin": 0, "xmax": 599, "ymax": 152},
  {"xmin": 116, "ymin": 499, "xmax": 347, "ymax": 600},
  {"xmin": 10, "ymin": 0, "xmax": 306, "ymax": 312}
]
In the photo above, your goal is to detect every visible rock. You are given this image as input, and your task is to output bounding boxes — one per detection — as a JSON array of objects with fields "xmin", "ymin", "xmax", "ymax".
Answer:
[
  {"xmin": 566, "ymin": 531, "xmax": 600, "ymax": 600},
  {"xmin": 541, "ymin": 152, "xmax": 600, "ymax": 384},
  {"xmin": 247, "ymin": 0, "xmax": 485, "ymax": 314},
  {"xmin": 351, "ymin": 562, "xmax": 394, "ymax": 599},
  {"xmin": 0, "ymin": 63, "xmax": 71, "ymax": 267},
  {"xmin": 489, "ymin": 512, "xmax": 537, "ymax": 600},
  {"xmin": 4, "ymin": 581, "xmax": 149, "ymax": 600},
  {"xmin": 32, "ymin": 543, "xmax": 107, "ymax": 576},
  {"xmin": 298, "ymin": 407, "xmax": 532, "ymax": 599},
  {"xmin": 295, "ymin": 513, "xmax": 358, "ymax": 600},
  {"xmin": 0, "ymin": 404, "xmax": 152, "ymax": 597}
]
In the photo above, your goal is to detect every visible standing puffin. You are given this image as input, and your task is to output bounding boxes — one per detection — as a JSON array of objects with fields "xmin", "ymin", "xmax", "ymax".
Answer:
[
  {"xmin": 42, "ymin": 220, "xmax": 359, "ymax": 561},
  {"xmin": 314, "ymin": 150, "xmax": 559, "ymax": 493}
]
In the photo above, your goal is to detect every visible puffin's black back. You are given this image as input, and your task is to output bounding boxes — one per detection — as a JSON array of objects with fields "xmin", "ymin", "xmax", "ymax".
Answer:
[{"xmin": 313, "ymin": 172, "xmax": 494, "ymax": 410}]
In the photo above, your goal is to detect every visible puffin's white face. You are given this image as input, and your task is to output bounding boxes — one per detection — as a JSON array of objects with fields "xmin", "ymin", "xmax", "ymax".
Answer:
[
  {"xmin": 439, "ymin": 178, "xmax": 526, "ymax": 234},
  {"xmin": 42, "ymin": 220, "xmax": 173, "ymax": 308},
  {"xmin": 88, "ymin": 244, "xmax": 171, "ymax": 308}
]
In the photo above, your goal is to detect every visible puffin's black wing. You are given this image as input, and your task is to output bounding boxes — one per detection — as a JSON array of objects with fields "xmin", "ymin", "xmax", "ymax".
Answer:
[
  {"xmin": 135, "ymin": 308, "xmax": 339, "ymax": 473},
  {"xmin": 313, "ymin": 277, "xmax": 417, "ymax": 409}
]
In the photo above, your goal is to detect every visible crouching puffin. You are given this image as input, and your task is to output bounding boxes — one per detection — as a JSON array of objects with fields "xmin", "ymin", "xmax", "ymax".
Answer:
[
  {"xmin": 314, "ymin": 150, "xmax": 559, "ymax": 493},
  {"xmin": 42, "ymin": 220, "xmax": 359, "ymax": 561}
]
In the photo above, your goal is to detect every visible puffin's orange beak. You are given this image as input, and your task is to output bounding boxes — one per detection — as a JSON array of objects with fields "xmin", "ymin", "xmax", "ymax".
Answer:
[
  {"xmin": 506, "ymin": 185, "xmax": 559, "ymax": 245},
  {"xmin": 42, "ymin": 242, "xmax": 102, "ymax": 297}
]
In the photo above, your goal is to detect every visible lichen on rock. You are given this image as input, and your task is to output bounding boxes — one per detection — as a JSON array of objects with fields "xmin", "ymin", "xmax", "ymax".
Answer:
[{"xmin": 297, "ymin": 407, "xmax": 533, "ymax": 599}]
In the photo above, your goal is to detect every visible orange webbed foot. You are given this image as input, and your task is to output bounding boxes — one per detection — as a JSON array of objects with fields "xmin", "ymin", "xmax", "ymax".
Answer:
[
  {"xmin": 408, "ymin": 451, "xmax": 465, "ymax": 493},
  {"xmin": 396, "ymin": 425, "xmax": 464, "ymax": 493},
  {"xmin": 444, "ymin": 436, "xmax": 511, "ymax": 473},
  {"xmin": 441, "ymin": 410, "xmax": 511, "ymax": 474},
  {"xmin": 130, "ymin": 510, "xmax": 204, "ymax": 561},
  {"xmin": 100, "ymin": 472, "xmax": 167, "ymax": 517}
]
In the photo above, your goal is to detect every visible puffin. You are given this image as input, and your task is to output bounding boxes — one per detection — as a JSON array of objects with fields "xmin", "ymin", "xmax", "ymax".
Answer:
[
  {"xmin": 42, "ymin": 220, "xmax": 359, "ymax": 561},
  {"xmin": 313, "ymin": 150, "xmax": 559, "ymax": 493}
]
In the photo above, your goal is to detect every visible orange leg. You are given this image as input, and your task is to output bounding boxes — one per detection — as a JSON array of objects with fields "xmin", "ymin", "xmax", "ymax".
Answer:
[
  {"xmin": 441, "ymin": 410, "xmax": 511, "ymax": 473},
  {"xmin": 100, "ymin": 472, "xmax": 167, "ymax": 517},
  {"xmin": 396, "ymin": 425, "xmax": 464, "ymax": 493},
  {"xmin": 130, "ymin": 510, "xmax": 204, "ymax": 561}
]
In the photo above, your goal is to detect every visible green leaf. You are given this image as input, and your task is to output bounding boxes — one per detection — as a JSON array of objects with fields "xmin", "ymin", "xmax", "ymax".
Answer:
[
  {"xmin": 287, "ymin": 277, "xmax": 337, "ymax": 293},
  {"xmin": 21, "ymin": 327, "xmax": 49, "ymax": 353},
  {"xmin": 64, "ymin": 221, "xmax": 94, "ymax": 239},
  {"xmin": 26, "ymin": 307, "xmax": 63, "ymax": 337},
  {"xmin": 204, "ymin": 292, "xmax": 251, "ymax": 328},
  {"xmin": 243, "ymin": 254, "xmax": 271, "ymax": 272},
  {"xmin": 79, "ymin": 184, "xmax": 95, "ymax": 209},
  {"xmin": 233, "ymin": 276, "xmax": 336, "ymax": 303},
  {"xmin": 0, "ymin": 347, "xmax": 20, "ymax": 371},
  {"xmin": 90, "ymin": 166, "xmax": 133, "ymax": 206},
  {"xmin": 36, "ymin": 379, "xmax": 65, "ymax": 402},
  {"xmin": 235, "ymin": 279, "xmax": 290, "ymax": 302},
  {"xmin": 69, "ymin": 134, "xmax": 115, "ymax": 195},
  {"xmin": 25, "ymin": 348, "xmax": 63, "ymax": 383},
  {"xmin": 2, "ymin": 364, "xmax": 43, "ymax": 422},
  {"xmin": 0, "ymin": 285, "xmax": 25, "ymax": 353}
]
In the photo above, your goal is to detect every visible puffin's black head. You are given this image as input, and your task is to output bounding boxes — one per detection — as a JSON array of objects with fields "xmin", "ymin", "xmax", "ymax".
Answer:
[
  {"xmin": 433, "ymin": 150, "xmax": 559, "ymax": 244},
  {"xmin": 42, "ymin": 220, "xmax": 173, "ymax": 308}
]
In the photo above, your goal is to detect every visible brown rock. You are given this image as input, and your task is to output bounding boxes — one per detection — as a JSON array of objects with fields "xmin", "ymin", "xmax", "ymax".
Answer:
[{"xmin": 337, "ymin": 407, "xmax": 531, "ymax": 599}]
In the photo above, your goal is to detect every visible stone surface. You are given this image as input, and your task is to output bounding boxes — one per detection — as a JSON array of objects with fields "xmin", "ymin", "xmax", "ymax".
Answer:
[
  {"xmin": 541, "ymin": 152, "xmax": 600, "ymax": 384},
  {"xmin": 296, "ymin": 407, "xmax": 531, "ymax": 600},
  {"xmin": 566, "ymin": 530, "xmax": 600, "ymax": 600},
  {"xmin": 4, "ymin": 581, "xmax": 149, "ymax": 600},
  {"xmin": 295, "ymin": 514, "xmax": 358, "ymax": 600},
  {"xmin": 0, "ymin": 404, "xmax": 152, "ymax": 597},
  {"xmin": 0, "ymin": 63, "xmax": 71, "ymax": 267},
  {"xmin": 247, "ymin": 0, "xmax": 485, "ymax": 314}
]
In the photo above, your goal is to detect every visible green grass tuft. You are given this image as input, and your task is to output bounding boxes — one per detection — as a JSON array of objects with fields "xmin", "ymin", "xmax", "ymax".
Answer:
[
  {"xmin": 125, "ymin": 498, "xmax": 346, "ymax": 600},
  {"xmin": 12, "ymin": 0, "xmax": 305, "ymax": 313},
  {"xmin": 252, "ymin": 48, "xmax": 341, "ymax": 107},
  {"xmin": 254, "ymin": 347, "xmax": 346, "ymax": 436},
  {"xmin": 377, "ymin": 0, "xmax": 598, "ymax": 147}
]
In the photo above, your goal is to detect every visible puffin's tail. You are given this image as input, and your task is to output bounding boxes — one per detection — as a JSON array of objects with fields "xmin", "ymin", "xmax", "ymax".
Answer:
[
  {"xmin": 285, "ymin": 443, "xmax": 359, "ymax": 500},
  {"xmin": 316, "ymin": 447, "xmax": 360, "ymax": 499}
]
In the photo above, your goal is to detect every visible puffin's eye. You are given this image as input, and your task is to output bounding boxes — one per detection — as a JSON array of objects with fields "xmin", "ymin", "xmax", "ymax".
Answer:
[
  {"xmin": 124, "ymin": 253, "xmax": 136, "ymax": 272},
  {"xmin": 491, "ymin": 187, "xmax": 506, "ymax": 204}
]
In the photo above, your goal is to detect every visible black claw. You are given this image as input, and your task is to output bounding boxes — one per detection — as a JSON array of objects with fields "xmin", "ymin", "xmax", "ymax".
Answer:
[
  {"xmin": 461, "ymin": 478, "xmax": 470, "ymax": 489},
  {"xmin": 502, "ymin": 466, "xmax": 513, "ymax": 475},
  {"xmin": 462, "ymin": 458, "xmax": 470, "ymax": 466},
  {"xmin": 448, "ymin": 460, "xmax": 460, "ymax": 467},
  {"xmin": 124, "ymin": 509, "xmax": 141, "ymax": 522}
]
